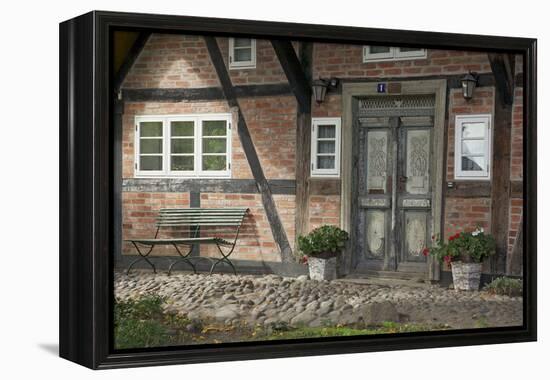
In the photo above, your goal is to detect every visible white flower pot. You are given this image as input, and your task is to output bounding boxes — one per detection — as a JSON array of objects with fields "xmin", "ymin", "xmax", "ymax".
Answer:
[
  {"xmin": 308, "ymin": 256, "xmax": 337, "ymax": 281},
  {"xmin": 451, "ymin": 262, "xmax": 482, "ymax": 291}
]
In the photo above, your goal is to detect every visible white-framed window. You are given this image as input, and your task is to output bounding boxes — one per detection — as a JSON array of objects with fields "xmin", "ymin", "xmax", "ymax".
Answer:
[
  {"xmin": 229, "ymin": 38, "xmax": 256, "ymax": 69},
  {"xmin": 454, "ymin": 114, "xmax": 492, "ymax": 180},
  {"xmin": 311, "ymin": 117, "xmax": 341, "ymax": 177},
  {"xmin": 363, "ymin": 46, "xmax": 427, "ymax": 62},
  {"xmin": 135, "ymin": 114, "xmax": 232, "ymax": 178}
]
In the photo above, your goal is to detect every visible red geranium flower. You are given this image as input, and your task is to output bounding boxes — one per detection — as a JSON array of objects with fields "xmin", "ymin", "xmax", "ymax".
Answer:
[
  {"xmin": 449, "ymin": 232, "xmax": 460, "ymax": 241},
  {"xmin": 422, "ymin": 247, "xmax": 430, "ymax": 256},
  {"xmin": 444, "ymin": 255, "xmax": 451, "ymax": 264}
]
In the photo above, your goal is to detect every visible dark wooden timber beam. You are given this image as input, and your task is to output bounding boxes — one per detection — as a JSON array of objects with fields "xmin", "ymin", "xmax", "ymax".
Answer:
[
  {"xmin": 488, "ymin": 53, "xmax": 516, "ymax": 106},
  {"xmin": 122, "ymin": 83, "xmax": 292, "ymax": 102},
  {"xmin": 113, "ymin": 32, "xmax": 151, "ymax": 92},
  {"xmin": 203, "ymin": 36, "xmax": 294, "ymax": 262},
  {"xmin": 271, "ymin": 40, "xmax": 312, "ymax": 112},
  {"xmin": 293, "ymin": 42, "xmax": 313, "ymax": 243},
  {"xmin": 490, "ymin": 80, "xmax": 514, "ymax": 274}
]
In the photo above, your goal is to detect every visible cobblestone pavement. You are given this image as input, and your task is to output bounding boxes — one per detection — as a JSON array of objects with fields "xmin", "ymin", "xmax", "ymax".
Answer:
[{"xmin": 114, "ymin": 271, "xmax": 523, "ymax": 329}]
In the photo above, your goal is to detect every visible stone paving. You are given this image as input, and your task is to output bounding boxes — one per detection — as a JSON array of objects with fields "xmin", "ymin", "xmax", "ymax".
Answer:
[{"xmin": 114, "ymin": 271, "xmax": 523, "ymax": 329}]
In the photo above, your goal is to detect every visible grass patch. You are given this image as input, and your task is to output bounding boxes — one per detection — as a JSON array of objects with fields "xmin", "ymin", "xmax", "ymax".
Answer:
[
  {"xmin": 483, "ymin": 277, "xmax": 522, "ymax": 297},
  {"xmin": 114, "ymin": 295, "xmax": 182, "ymax": 349},
  {"xmin": 260, "ymin": 321, "xmax": 447, "ymax": 340}
]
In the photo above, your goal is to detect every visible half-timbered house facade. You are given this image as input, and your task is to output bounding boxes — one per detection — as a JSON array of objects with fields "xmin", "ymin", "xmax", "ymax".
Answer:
[{"xmin": 114, "ymin": 32, "xmax": 523, "ymax": 281}]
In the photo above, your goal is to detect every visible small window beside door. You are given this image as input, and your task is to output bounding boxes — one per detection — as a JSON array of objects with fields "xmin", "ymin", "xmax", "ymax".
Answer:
[
  {"xmin": 363, "ymin": 46, "xmax": 427, "ymax": 62},
  {"xmin": 454, "ymin": 114, "xmax": 492, "ymax": 180},
  {"xmin": 229, "ymin": 38, "xmax": 256, "ymax": 69},
  {"xmin": 311, "ymin": 118, "xmax": 341, "ymax": 177}
]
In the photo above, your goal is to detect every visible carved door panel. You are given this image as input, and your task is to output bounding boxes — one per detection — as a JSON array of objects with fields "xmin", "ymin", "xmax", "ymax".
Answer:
[
  {"xmin": 396, "ymin": 117, "xmax": 433, "ymax": 271},
  {"xmin": 354, "ymin": 106, "xmax": 434, "ymax": 274},
  {"xmin": 355, "ymin": 116, "xmax": 395, "ymax": 271}
]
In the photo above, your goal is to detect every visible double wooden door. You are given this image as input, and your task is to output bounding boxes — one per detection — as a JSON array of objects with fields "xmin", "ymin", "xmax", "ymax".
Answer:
[{"xmin": 353, "ymin": 104, "xmax": 435, "ymax": 274}]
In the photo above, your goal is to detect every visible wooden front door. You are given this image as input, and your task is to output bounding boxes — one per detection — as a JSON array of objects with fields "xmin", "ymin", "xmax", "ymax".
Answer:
[{"xmin": 352, "ymin": 95, "xmax": 436, "ymax": 275}]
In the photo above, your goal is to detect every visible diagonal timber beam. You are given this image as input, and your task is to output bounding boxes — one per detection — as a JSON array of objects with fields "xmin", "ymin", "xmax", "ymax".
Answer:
[
  {"xmin": 203, "ymin": 36, "xmax": 294, "ymax": 262},
  {"xmin": 113, "ymin": 32, "xmax": 151, "ymax": 93},
  {"xmin": 271, "ymin": 40, "xmax": 312, "ymax": 112}
]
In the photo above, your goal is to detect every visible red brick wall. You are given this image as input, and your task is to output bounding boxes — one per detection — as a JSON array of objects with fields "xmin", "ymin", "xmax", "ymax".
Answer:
[
  {"xmin": 444, "ymin": 198, "xmax": 491, "ymax": 239},
  {"xmin": 239, "ymin": 96, "xmax": 297, "ymax": 179},
  {"xmin": 313, "ymin": 45, "xmax": 492, "ymax": 79},
  {"xmin": 123, "ymin": 34, "xmax": 220, "ymax": 89},
  {"xmin": 308, "ymin": 195, "xmax": 341, "ymax": 232}
]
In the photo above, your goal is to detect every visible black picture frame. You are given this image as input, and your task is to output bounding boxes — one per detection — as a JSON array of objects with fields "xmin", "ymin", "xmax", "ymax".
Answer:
[{"xmin": 59, "ymin": 10, "xmax": 537, "ymax": 370}]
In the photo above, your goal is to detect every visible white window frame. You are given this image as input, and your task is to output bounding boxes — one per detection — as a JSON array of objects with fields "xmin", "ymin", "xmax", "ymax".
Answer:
[
  {"xmin": 134, "ymin": 114, "xmax": 232, "ymax": 178},
  {"xmin": 454, "ymin": 114, "xmax": 492, "ymax": 180},
  {"xmin": 363, "ymin": 46, "xmax": 427, "ymax": 62},
  {"xmin": 311, "ymin": 117, "xmax": 341, "ymax": 178},
  {"xmin": 228, "ymin": 37, "xmax": 256, "ymax": 69}
]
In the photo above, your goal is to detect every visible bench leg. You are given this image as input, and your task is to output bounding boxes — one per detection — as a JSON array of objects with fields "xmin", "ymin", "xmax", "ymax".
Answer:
[
  {"xmin": 210, "ymin": 243, "xmax": 237, "ymax": 275},
  {"xmin": 127, "ymin": 242, "xmax": 157, "ymax": 275},
  {"xmin": 167, "ymin": 244, "xmax": 196, "ymax": 276}
]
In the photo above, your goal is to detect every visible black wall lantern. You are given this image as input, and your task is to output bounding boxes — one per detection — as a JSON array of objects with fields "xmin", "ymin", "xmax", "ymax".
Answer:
[
  {"xmin": 460, "ymin": 71, "xmax": 478, "ymax": 100},
  {"xmin": 312, "ymin": 78, "xmax": 339, "ymax": 104}
]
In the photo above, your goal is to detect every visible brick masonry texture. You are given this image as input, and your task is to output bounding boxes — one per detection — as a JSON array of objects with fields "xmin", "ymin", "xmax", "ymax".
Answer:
[
  {"xmin": 308, "ymin": 195, "xmax": 341, "ymax": 231},
  {"xmin": 119, "ymin": 32, "xmax": 524, "ymax": 271},
  {"xmin": 313, "ymin": 45, "xmax": 493, "ymax": 80},
  {"xmin": 444, "ymin": 197, "xmax": 491, "ymax": 238},
  {"xmin": 123, "ymin": 34, "xmax": 220, "ymax": 89},
  {"xmin": 511, "ymin": 87, "xmax": 523, "ymax": 180}
]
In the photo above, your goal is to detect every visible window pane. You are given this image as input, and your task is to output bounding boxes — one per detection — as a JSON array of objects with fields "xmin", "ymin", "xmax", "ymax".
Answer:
[
  {"xmin": 234, "ymin": 38, "xmax": 252, "ymax": 48},
  {"xmin": 171, "ymin": 121, "xmax": 194, "ymax": 137},
  {"xmin": 203, "ymin": 120, "xmax": 227, "ymax": 136},
  {"xmin": 461, "ymin": 156, "xmax": 485, "ymax": 171},
  {"xmin": 318, "ymin": 124, "xmax": 336, "ymax": 138},
  {"xmin": 202, "ymin": 155, "xmax": 226, "ymax": 171},
  {"xmin": 369, "ymin": 46, "xmax": 391, "ymax": 54},
  {"xmin": 318, "ymin": 141, "xmax": 335, "ymax": 154},
  {"xmin": 140, "ymin": 138, "xmax": 163, "ymax": 154},
  {"xmin": 140, "ymin": 122, "xmax": 163, "ymax": 137},
  {"xmin": 234, "ymin": 48, "xmax": 252, "ymax": 62},
  {"xmin": 203, "ymin": 138, "xmax": 227, "ymax": 153},
  {"xmin": 140, "ymin": 156, "xmax": 162, "ymax": 171},
  {"xmin": 461, "ymin": 122, "xmax": 486, "ymax": 139},
  {"xmin": 317, "ymin": 156, "xmax": 335, "ymax": 169},
  {"xmin": 171, "ymin": 156, "xmax": 194, "ymax": 171},
  {"xmin": 462, "ymin": 140, "xmax": 485, "ymax": 156},
  {"xmin": 171, "ymin": 139, "xmax": 194, "ymax": 154}
]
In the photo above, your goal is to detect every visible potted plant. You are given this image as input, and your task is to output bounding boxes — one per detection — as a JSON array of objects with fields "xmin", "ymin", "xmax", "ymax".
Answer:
[
  {"xmin": 297, "ymin": 225, "xmax": 349, "ymax": 281},
  {"xmin": 424, "ymin": 227, "xmax": 496, "ymax": 291}
]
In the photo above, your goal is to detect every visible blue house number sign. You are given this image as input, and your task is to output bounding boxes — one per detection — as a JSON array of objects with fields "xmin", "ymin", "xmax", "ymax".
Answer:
[{"xmin": 377, "ymin": 83, "xmax": 386, "ymax": 93}]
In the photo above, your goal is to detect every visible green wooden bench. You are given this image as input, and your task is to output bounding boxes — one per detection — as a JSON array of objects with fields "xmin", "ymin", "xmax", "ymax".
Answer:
[{"xmin": 125, "ymin": 207, "xmax": 249, "ymax": 276}]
